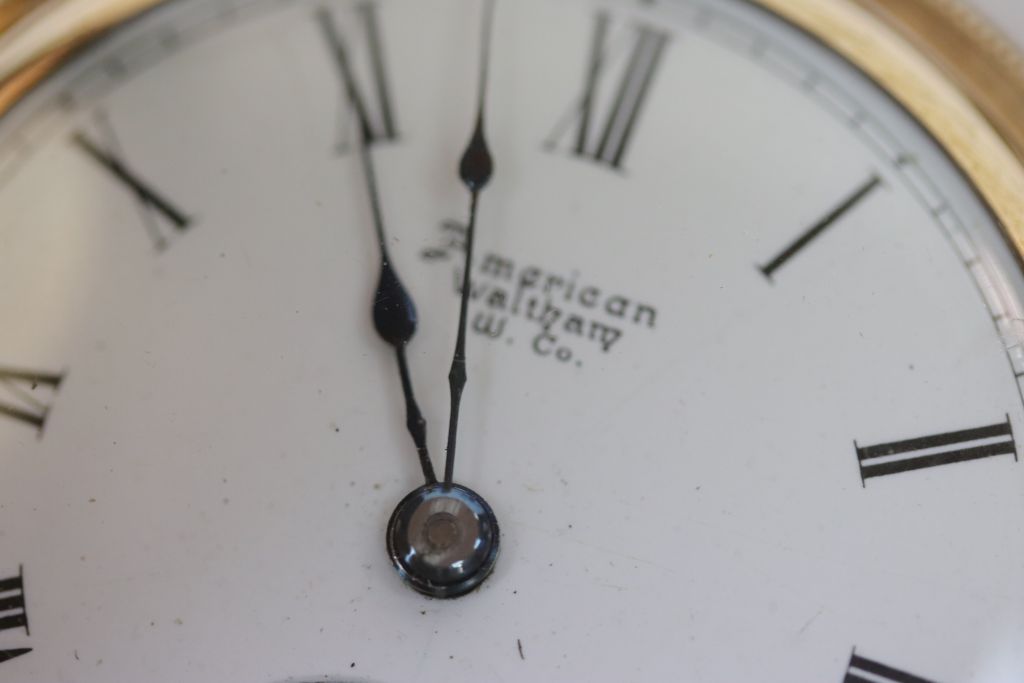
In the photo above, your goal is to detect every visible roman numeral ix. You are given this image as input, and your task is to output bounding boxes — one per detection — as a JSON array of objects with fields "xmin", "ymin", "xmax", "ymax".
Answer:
[
  {"xmin": 73, "ymin": 111, "xmax": 191, "ymax": 252},
  {"xmin": 317, "ymin": 2, "xmax": 398, "ymax": 150},
  {"xmin": 855, "ymin": 416, "xmax": 1017, "ymax": 485},
  {"xmin": 844, "ymin": 651, "xmax": 940, "ymax": 683},
  {"xmin": 0, "ymin": 367, "xmax": 63, "ymax": 434},
  {"xmin": 545, "ymin": 12, "xmax": 670, "ymax": 170}
]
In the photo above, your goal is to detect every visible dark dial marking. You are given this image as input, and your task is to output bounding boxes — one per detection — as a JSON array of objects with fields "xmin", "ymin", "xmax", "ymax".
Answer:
[
  {"xmin": 0, "ymin": 566, "xmax": 29, "ymax": 636},
  {"xmin": 545, "ymin": 12, "xmax": 670, "ymax": 171},
  {"xmin": 855, "ymin": 416, "xmax": 1017, "ymax": 485},
  {"xmin": 0, "ymin": 367, "xmax": 63, "ymax": 434},
  {"xmin": 317, "ymin": 2, "xmax": 399, "ymax": 151},
  {"xmin": 845, "ymin": 651, "xmax": 940, "ymax": 683},
  {"xmin": 318, "ymin": 2, "xmax": 433, "ymax": 484},
  {"xmin": 444, "ymin": 0, "xmax": 496, "ymax": 485},
  {"xmin": 759, "ymin": 175, "xmax": 881, "ymax": 280},
  {"xmin": 0, "ymin": 649, "xmax": 31, "ymax": 664},
  {"xmin": 72, "ymin": 115, "xmax": 191, "ymax": 252}
]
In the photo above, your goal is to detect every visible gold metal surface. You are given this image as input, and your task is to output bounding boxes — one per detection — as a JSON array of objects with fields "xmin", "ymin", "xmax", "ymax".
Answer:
[
  {"xmin": 0, "ymin": 1, "xmax": 46, "ymax": 34},
  {"xmin": 853, "ymin": 0, "xmax": 1024, "ymax": 160},
  {"xmin": 0, "ymin": 0, "xmax": 161, "ymax": 105},
  {"xmin": 757, "ymin": 0, "xmax": 1024, "ymax": 258},
  {"xmin": 0, "ymin": 0, "xmax": 1022, "ymax": 253}
]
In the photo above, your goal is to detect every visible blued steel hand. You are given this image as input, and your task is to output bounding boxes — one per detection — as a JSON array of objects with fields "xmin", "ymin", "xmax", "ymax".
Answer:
[
  {"xmin": 444, "ymin": 0, "xmax": 496, "ymax": 485},
  {"xmin": 318, "ymin": 10, "xmax": 436, "ymax": 484}
]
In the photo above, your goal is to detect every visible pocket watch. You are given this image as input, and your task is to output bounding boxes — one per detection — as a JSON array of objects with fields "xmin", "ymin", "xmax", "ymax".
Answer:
[{"xmin": 0, "ymin": 0, "xmax": 1023, "ymax": 680}]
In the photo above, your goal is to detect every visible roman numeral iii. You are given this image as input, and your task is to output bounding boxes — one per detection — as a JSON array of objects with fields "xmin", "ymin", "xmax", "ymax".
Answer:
[
  {"xmin": 855, "ymin": 416, "xmax": 1017, "ymax": 485},
  {"xmin": 545, "ymin": 12, "xmax": 670, "ymax": 170},
  {"xmin": 0, "ymin": 367, "xmax": 64, "ymax": 433},
  {"xmin": 844, "ymin": 651, "xmax": 940, "ymax": 683},
  {"xmin": 317, "ymin": 2, "xmax": 398, "ymax": 149}
]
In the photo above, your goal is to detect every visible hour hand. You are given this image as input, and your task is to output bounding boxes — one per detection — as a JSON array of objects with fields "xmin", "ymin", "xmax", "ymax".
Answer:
[
  {"xmin": 318, "ymin": 7, "xmax": 436, "ymax": 485},
  {"xmin": 372, "ymin": 255, "xmax": 437, "ymax": 484}
]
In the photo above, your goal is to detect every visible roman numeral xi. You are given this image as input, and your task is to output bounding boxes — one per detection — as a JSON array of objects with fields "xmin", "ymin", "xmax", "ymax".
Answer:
[
  {"xmin": 0, "ymin": 367, "xmax": 63, "ymax": 433},
  {"xmin": 545, "ymin": 12, "xmax": 670, "ymax": 170},
  {"xmin": 844, "ymin": 651, "xmax": 940, "ymax": 683},
  {"xmin": 856, "ymin": 416, "xmax": 1017, "ymax": 485},
  {"xmin": 0, "ymin": 566, "xmax": 31, "ymax": 666}
]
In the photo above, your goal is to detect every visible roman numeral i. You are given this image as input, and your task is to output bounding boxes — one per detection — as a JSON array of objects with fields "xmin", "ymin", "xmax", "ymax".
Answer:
[
  {"xmin": 0, "ymin": 367, "xmax": 63, "ymax": 434},
  {"xmin": 855, "ymin": 416, "xmax": 1017, "ymax": 485},
  {"xmin": 760, "ymin": 175, "xmax": 882, "ymax": 280},
  {"xmin": 545, "ymin": 12, "xmax": 670, "ymax": 170}
]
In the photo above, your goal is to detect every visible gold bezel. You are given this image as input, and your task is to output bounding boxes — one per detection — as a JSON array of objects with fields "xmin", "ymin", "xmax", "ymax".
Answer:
[
  {"xmin": 762, "ymin": 0, "xmax": 1024, "ymax": 257},
  {"xmin": 0, "ymin": 0, "xmax": 1022, "ymax": 256}
]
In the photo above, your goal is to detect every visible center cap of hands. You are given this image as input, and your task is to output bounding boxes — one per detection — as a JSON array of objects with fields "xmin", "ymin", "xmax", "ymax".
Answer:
[{"xmin": 387, "ymin": 483, "xmax": 500, "ymax": 598}]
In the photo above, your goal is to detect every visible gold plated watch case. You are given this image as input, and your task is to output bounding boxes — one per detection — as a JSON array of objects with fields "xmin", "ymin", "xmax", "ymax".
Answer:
[{"xmin": 0, "ymin": 0, "xmax": 1023, "ymax": 253}]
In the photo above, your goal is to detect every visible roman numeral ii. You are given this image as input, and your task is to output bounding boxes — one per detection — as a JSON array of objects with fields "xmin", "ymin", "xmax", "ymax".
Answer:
[
  {"xmin": 0, "ymin": 367, "xmax": 63, "ymax": 433},
  {"xmin": 545, "ymin": 12, "xmax": 670, "ymax": 170},
  {"xmin": 855, "ymin": 416, "xmax": 1017, "ymax": 485},
  {"xmin": 844, "ymin": 651, "xmax": 940, "ymax": 683}
]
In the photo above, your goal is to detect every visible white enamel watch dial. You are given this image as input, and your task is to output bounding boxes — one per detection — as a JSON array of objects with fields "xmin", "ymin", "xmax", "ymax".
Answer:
[{"xmin": 0, "ymin": 0, "xmax": 1022, "ymax": 681}]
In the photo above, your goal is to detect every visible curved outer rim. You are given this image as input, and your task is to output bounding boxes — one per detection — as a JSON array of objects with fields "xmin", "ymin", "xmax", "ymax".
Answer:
[{"xmin": 0, "ymin": 0, "xmax": 1021, "ymax": 256}]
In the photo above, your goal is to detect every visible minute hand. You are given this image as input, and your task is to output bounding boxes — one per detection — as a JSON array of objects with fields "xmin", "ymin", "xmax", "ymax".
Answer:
[{"xmin": 443, "ymin": 0, "xmax": 496, "ymax": 485}]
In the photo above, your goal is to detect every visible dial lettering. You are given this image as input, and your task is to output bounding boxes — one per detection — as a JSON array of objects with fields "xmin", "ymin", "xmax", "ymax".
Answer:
[
  {"xmin": 72, "ymin": 116, "xmax": 191, "ymax": 252},
  {"xmin": 760, "ymin": 175, "xmax": 882, "ymax": 280},
  {"xmin": 316, "ymin": 2, "xmax": 399, "ymax": 151},
  {"xmin": 844, "ymin": 651, "xmax": 939, "ymax": 683},
  {"xmin": 0, "ymin": 367, "xmax": 63, "ymax": 434},
  {"xmin": 855, "ymin": 416, "xmax": 1017, "ymax": 485},
  {"xmin": 544, "ymin": 12, "xmax": 670, "ymax": 170}
]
